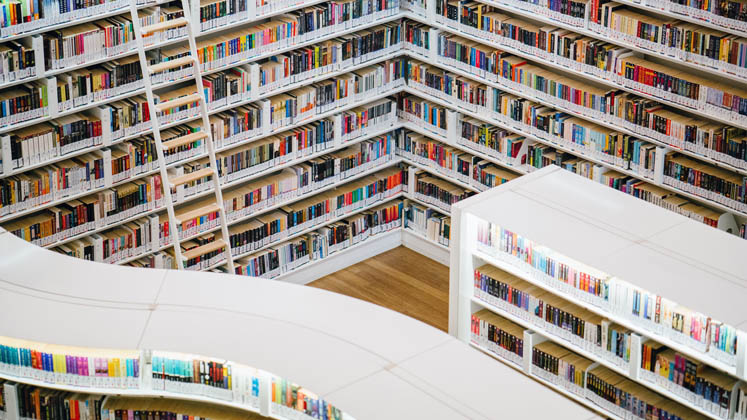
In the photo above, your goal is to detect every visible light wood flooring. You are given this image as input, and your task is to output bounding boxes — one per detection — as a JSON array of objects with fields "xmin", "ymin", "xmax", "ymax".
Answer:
[{"xmin": 308, "ymin": 246, "xmax": 450, "ymax": 331}]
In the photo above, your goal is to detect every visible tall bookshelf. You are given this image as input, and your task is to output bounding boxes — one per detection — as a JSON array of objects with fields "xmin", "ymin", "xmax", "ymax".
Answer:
[
  {"xmin": 2, "ymin": 0, "xmax": 747, "ymax": 281},
  {"xmin": 449, "ymin": 166, "xmax": 747, "ymax": 420}
]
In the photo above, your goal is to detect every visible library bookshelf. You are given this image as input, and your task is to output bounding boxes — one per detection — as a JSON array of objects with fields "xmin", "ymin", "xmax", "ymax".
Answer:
[
  {"xmin": 2, "ymin": 0, "xmax": 747, "ymax": 413},
  {"xmin": 3, "ymin": 0, "xmax": 747, "ymax": 277},
  {"xmin": 449, "ymin": 166, "xmax": 747, "ymax": 420},
  {"xmin": 0, "ymin": 229, "xmax": 601, "ymax": 420}
]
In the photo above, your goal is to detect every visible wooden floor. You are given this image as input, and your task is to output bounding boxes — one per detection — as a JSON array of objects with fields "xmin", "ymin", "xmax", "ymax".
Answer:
[{"xmin": 308, "ymin": 246, "xmax": 450, "ymax": 331}]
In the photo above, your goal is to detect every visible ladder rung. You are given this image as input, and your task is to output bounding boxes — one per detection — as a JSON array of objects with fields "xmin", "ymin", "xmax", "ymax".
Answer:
[
  {"xmin": 182, "ymin": 239, "xmax": 227, "ymax": 260},
  {"xmin": 142, "ymin": 17, "xmax": 189, "ymax": 35},
  {"xmin": 170, "ymin": 167, "xmax": 214, "ymax": 187},
  {"xmin": 148, "ymin": 56, "xmax": 196, "ymax": 74},
  {"xmin": 162, "ymin": 131, "xmax": 209, "ymax": 149},
  {"xmin": 155, "ymin": 93, "xmax": 202, "ymax": 112},
  {"xmin": 175, "ymin": 203, "xmax": 221, "ymax": 225}
]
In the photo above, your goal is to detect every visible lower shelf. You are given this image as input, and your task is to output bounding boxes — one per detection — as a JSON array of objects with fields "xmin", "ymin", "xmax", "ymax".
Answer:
[
  {"xmin": 401, "ymin": 228, "xmax": 450, "ymax": 266},
  {"xmin": 467, "ymin": 341, "xmax": 624, "ymax": 420}
]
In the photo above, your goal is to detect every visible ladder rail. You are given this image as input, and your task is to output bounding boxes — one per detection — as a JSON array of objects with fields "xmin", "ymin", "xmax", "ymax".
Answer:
[
  {"xmin": 179, "ymin": 0, "xmax": 236, "ymax": 272},
  {"xmin": 128, "ymin": 1, "xmax": 185, "ymax": 269}
]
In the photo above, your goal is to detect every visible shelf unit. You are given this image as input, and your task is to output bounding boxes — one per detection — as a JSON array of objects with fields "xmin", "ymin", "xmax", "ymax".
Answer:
[
  {"xmin": 449, "ymin": 166, "xmax": 747, "ymax": 420},
  {"xmin": 0, "ymin": 229, "xmax": 603, "ymax": 420},
  {"xmin": 0, "ymin": 345, "xmax": 348, "ymax": 420}
]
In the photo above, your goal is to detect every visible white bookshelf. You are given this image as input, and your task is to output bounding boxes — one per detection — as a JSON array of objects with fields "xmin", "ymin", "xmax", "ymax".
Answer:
[
  {"xmin": 0, "ymin": 228, "xmax": 601, "ymax": 420},
  {"xmin": 449, "ymin": 165, "xmax": 747, "ymax": 420}
]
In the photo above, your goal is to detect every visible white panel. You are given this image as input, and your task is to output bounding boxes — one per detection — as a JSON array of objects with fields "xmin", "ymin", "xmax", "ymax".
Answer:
[
  {"xmin": 517, "ymin": 169, "xmax": 683, "ymax": 240},
  {"xmin": 645, "ymin": 222, "xmax": 747, "ymax": 285},
  {"xmin": 140, "ymin": 307, "xmax": 389, "ymax": 396},
  {"xmin": 598, "ymin": 242, "xmax": 747, "ymax": 326},
  {"xmin": 155, "ymin": 269, "xmax": 451, "ymax": 364},
  {"xmin": 0, "ymin": 233, "xmax": 166, "ymax": 304},
  {"xmin": 0, "ymin": 288, "xmax": 149, "ymax": 350},
  {"xmin": 469, "ymin": 190, "xmax": 636, "ymax": 263},
  {"xmin": 324, "ymin": 370, "xmax": 472, "ymax": 420}
]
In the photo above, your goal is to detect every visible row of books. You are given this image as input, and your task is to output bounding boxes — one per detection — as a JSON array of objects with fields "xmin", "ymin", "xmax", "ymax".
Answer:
[
  {"xmin": 434, "ymin": 0, "xmax": 747, "ymax": 80},
  {"xmin": 396, "ymin": 130, "xmax": 519, "ymax": 191},
  {"xmin": 42, "ymin": 9, "xmax": 186, "ymax": 72},
  {"xmin": 150, "ymin": 352, "xmax": 260, "ymax": 405},
  {"xmin": 475, "ymin": 222, "xmax": 740, "ymax": 365},
  {"xmin": 234, "ymin": 194, "xmax": 404, "ymax": 277},
  {"xmin": 194, "ymin": 2, "xmax": 400, "ymax": 73},
  {"xmin": 416, "ymin": 10, "xmax": 747, "ymax": 172},
  {"xmin": 0, "ymin": 8, "xmax": 402, "ymax": 134},
  {"xmin": 402, "ymin": 50, "xmax": 747, "ymax": 220},
  {"xmin": 471, "ymin": 100, "xmax": 726, "ymax": 227},
  {"xmin": 0, "ymin": 40, "xmax": 36, "ymax": 85},
  {"xmin": 0, "ymin": 58, "xmax": 401, "ymax": 221},
  {"xmin": 433, "ymin": 30, "xmax": 747, "ymax": 130},
  {"xmin": 48, "ymin": 128, "xmax": 417, "ymax": 266},
  {"xmin": 0, "ymin": 0, "xmax": 395, "ymax": 87},
  {"xmin": 412, "ymin": 168, "xmax": 474, "ymax": 213},
  {"xmin": 440, "ymin": 0, "xmax": 747, "ymax": 45},
  {"xmin": 3, "ymin": 58, "xmax": 740, "ymax": 234},
  {"xmin": 0, "ymin": 369, "xmax": 346, "ymax": 420},
  {"xmin": 1, "ymin": 96, "xmax": 395, "ymax": 261},
  {"xmin": 271, "ymin": 377, "xmax": 343, "ymax": 420},
  {"xmin": 3, "ymin": 173, "xmax": 165, "ymax": 247},
  {"xmin": 164, "ymin": 160, "xmax": 404, "ymax": 270},
  {"xmin": 403, "ymin": 199, "xmax": 451, "ymax": 246},
  {"xmin": 0, "ymin": 336, "xmax": 140, "ymax": 389},
  {"xmin": 471, "ymin": 309, "xmax": 526, "ymax": 368},
  {"xmin": 256, "ymin": 24, "xmax": 403, "ymax": 95},
  {"xmin": 473, "ymin": 264, "xmax": 634, "ymax": 370},
  {"xmin": 397, "ymin": 94, "xmax": 448, "ymax": 137},
  {"xmin": 399, "ymin": 78, "xmax": 728, "ymax": 230},
  {"xmin": 0, "ymin": 25, "xmax": 403, "ymax": 178},
  {"xmin": 410, "ymin": 27, "xmax": 747, "ymax": 173},
  {"xmin": 470, "ymin": 307, "xmax": 732, "ymax": 420},
  {"xmin": 640, "ymin": 341, "xmax": 738, "ymax": 419},
  {"xmin": 263, "ymin": 61, "xmax": 402, "ymax": 129},
  {"xmin": 404, "ymin": 58, "xmax": 657, "ymax": 180},
  {"xmin": 0, "ymin": 0, "xmax": 128, "ymax": 37},
  {"xmin": 610, "ymin": 0, "xmax": 747, "ymax": 34}
]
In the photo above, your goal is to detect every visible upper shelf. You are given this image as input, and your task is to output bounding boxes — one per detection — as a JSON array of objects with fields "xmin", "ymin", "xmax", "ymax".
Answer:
[{"xmin": 454, "ymin": 166, "xmax": 747, "ymax": 330}]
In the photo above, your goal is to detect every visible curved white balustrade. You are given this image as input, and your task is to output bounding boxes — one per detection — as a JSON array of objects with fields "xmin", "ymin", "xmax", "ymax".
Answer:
[{"xmin": 0, "ymin": 229, "xmax": 601, "ymax": 420}]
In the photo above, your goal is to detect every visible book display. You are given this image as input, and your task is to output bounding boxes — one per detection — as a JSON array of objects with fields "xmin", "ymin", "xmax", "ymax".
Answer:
[
  {"xmin": 449, "ymin": 166, "xmax": 747, "ymax": 420},
  {"xmin": 0, "ymin": 336, "xmax": 350, "ymax": 420}
]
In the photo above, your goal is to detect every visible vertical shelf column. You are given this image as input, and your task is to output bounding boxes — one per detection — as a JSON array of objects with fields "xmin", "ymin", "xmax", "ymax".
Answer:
[
  {"xmin": 31, "ymin": 36, "xmax": 45, "ymax": 80},
  {"xmin": 2, "ymin": 383, "xmax": 19, "ymax": 420},
  {"xmin": 45, "ymin": 77, "xmax": 58, "ymax": 119},
  {"xmin": 448, "ymin": 204, "xmax": 478, "ymax": 339},
  {"xmin": 628, "ymin": 333, "xmax": 643, "ymax": 380},
  {"xmin": 522, "ymin": 330, "xmax": 545, "ymax": 375},
  {"xmin": 446, "ymin": 109, "xmax": 458, "ymax": 145},
  {"xmin": 258, "ymin": 371, "xmax": 271, "ymax": 417}
]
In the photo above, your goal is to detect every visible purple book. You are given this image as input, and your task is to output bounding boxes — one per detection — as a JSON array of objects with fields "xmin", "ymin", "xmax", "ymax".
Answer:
[{"xmin": 79, "ymin": 356, "xmax": 88, "ymax": 376}]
